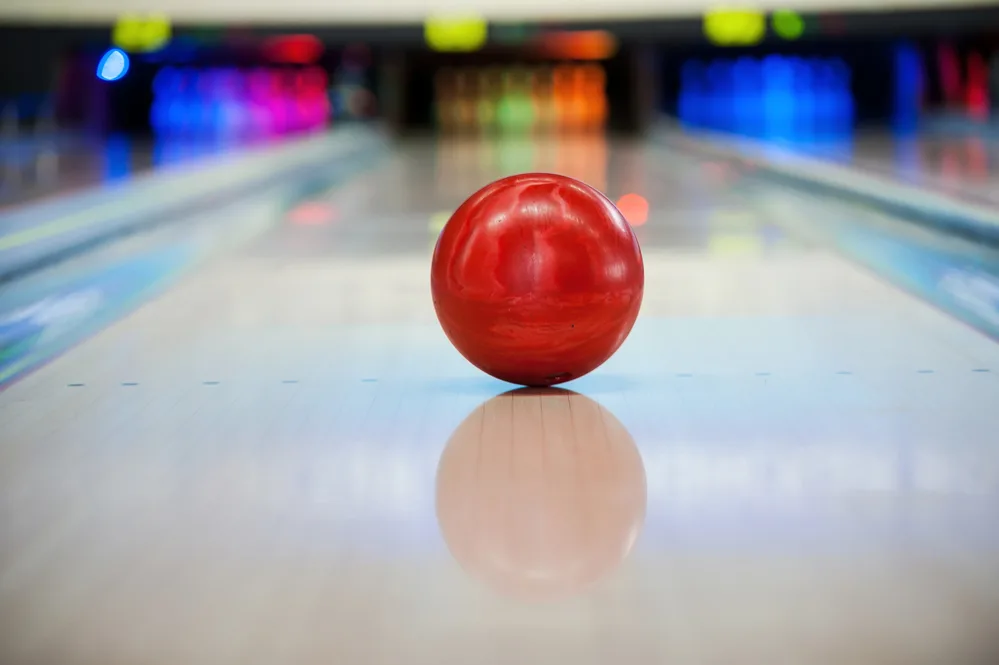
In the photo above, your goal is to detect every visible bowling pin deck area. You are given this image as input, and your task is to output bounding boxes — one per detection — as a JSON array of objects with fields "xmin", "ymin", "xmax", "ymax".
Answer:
[
  {"xmin": 435, "ymin": 64, "xmax": 608, "ymax": 135},
  {"xmin": 2, "ymin": 135, "xmax": 999, "ymax": 665}
]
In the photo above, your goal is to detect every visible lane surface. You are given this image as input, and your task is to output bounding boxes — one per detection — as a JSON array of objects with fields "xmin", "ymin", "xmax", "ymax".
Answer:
[
  {"xmin": 729, "ymin": 129, "xmax": 999, "ymax": 208},
  {"xmin": 0, "ymin": 135, "xmax": 249, "ymax": 210},
  {"xmin": 2, "ymin": 134, "xmax": 999, "ymax": 665}
]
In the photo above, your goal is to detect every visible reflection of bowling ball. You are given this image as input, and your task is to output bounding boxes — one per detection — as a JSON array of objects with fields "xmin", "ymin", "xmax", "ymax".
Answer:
[
  {"xmin": 435, "ymin": 388, "xmax": 647, "ymax": 601},
  {"xmin": 431, "ymin": 173, "xmax": 644, "ymax": 387}
]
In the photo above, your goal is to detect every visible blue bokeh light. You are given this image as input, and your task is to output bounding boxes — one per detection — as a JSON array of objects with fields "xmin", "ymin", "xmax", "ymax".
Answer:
[
  {"xmin": 97, "ymin": 48, "xmax": 130, "ymax": 82},
  {"xmin": 677, "ymin": 55, "xmax": 858, "ymax": 147}
]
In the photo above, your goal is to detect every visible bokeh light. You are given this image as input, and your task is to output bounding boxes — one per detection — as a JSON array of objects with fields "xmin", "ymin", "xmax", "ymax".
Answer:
[
  {"xmin": 704, "ymin": 8, "xmax": 766, "ymax": 47},
  {"xmin": 772, "ymin": 10, "xmax": 805, "ymax": 40},
  {"xmin": 678, "ymin": 56, "xmax": 855, "ymax": 144},
  {"xmin": 263, "ymin": 35, "xmax": 325, "ymax": 65},
  {"xmin": 97, "ymin": 48, "xmax": 130, "ymax": 82},
  {"xmin": 150, "ymin": 65, "xmax": 331, "ymax": 138},
  {"xmin": 424, "ymin": 14, "xmax": 488, "ymax": 53},
  {"xmin": 616, "ymin": 193, "xmax": 649, "ymax": 227},
  {"xmin": 537, "ymin": 30, "xmax": 618, "ymax": 61},
  {"xmin": 434, "ymin": 64, "xmax": 607, "ymax": 135},
  {"xmin": 112, "ymin": 13, "xmax": 172, "ymax": 53}
]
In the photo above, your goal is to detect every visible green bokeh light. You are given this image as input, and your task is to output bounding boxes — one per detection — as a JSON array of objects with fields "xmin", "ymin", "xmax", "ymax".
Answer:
[
  {"xmin": 496, "ymin": 94, "xmax": 534, "ymax": 134},
  {"xmin": 772, "ymin": 10, "xmax": 805, "ymax": 40}
]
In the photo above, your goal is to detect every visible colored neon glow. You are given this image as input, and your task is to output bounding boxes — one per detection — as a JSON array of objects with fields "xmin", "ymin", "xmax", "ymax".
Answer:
[
  {"xmin": 424, "ymin": 14, "xmax": 487, "ymax": 53},
  {"xmin": 678, "ymin": 56, "xmax": 855, "ymax": 145},
  {"xmin": 892, "ymin": 42, "xmax": 920, "ymax": 134},
  {"xmin": 150, "ymin": 65, "xmax": 331, "ymax": 137},
  {"xmin": 97, "ymin": 48, "xmax": 130, "ymax": 82},
  {"xmin": 263, "ymin": 35, "xmax": 324, "ymax": 65},
  {"xmin": 937, "ymin": 43, "xmax": 961, "ymax": 107},
  {"xmin": 537, "ymin": 31, "xmax": 617, "ymax": 61},
  {"xmin": 772, "ymin": 10, "xmax": 804, "ymax": 40},
  {"xmin": 966, "ymin": 52, "xmax": 989, "ymax": 120},
  {"xmin": 113, "ymin": 13, "xmax": 171, "ymax": 53},
  {"xmin": 434, "ymin": 64, "xmax": 607, "ymax": 135},
  {"xmin": 703, "ymin": 8, "xmax": 766, "ymax": 47}
]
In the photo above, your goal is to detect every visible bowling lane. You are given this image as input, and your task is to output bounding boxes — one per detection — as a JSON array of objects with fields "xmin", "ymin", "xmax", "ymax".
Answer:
[
  {"xmin": 2, "ymin": 64, "xmax": 334, "ymax": 211},
  {"xmin": 2, "ymin": 135, "xmax": 999, "ymax": 665},
  {"xmin": 850, "ymin": 130, "xmax": 999, "ymax": 206},
  {"xmin": 745, "ymin": 129, "xmax": 999, "ymax": 208},
  {"xmin": 0, "ymin": 134, "xmax": 255, "ymax": 211}
]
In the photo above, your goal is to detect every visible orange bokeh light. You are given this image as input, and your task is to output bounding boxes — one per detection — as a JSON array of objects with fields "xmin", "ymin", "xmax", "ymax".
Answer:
[
  {"xmin": 616, "ymin": 193, "xmax": 649, "ymax": 227},
  {"xmin": 537, "ymin": 30, "xmax": 618, "ymax": 61}
]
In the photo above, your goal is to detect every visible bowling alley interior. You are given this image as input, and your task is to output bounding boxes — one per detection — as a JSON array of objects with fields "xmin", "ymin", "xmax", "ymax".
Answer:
[{"xmin": 4, "ymin": 3, "xmax": 999, "ymax": 664}]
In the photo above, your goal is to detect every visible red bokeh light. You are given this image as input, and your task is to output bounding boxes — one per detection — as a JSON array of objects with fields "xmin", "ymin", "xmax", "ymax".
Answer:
[{"xmin": 263, "ymin": 34, "xmax": 324, "ymax": 65}]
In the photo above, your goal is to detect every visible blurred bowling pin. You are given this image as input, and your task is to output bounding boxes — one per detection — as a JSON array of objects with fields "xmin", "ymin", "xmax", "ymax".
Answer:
[
  {"xmin": 731, "ymin": 58, "xmax": 761, "ymax": 137},
  {"xmin": 552, "ymin": 65, "xmax": 570, "ymax": 132},
  {"xmin": 454, "ymin": 69, "xmax": 478, "ymax": 134},
  {"xmin": 477, "ymin": 67, "xmax": 501, "ymax": 134},
  {"xmin": 785, "ymin": 58, "xmax": 811, "ymax": 142},
  {"xmin": 678, "ymin": 60, "xmax": 707, "ymax": 129},
  {"xmin": 511, "ymin": 66, "xmax": 536, "ymax": 134},
  {"xmin": 532, "ymin": 66, "xmax": 556, "ymax": 134},
  {"xmin": 436, "ymin": 68, "xmax": 454, "ymax": 134}
]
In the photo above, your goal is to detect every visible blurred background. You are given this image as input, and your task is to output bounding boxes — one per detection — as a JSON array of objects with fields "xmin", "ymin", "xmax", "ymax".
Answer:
[
  {"xmin": 0, "ymin": 2, "xmax": 998, "ymax": 207},
  {"xmin": 4, "ymin": 5, "xmax": 999, "ymax": 663}
]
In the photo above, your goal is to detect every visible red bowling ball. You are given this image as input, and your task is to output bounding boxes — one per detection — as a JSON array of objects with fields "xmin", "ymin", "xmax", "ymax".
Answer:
[{"xmin": 431, "ymin": 173, "xmax": 644, "ymax": 387}]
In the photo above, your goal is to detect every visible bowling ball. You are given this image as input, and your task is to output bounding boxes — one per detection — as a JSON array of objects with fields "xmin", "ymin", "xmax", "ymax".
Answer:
[
  {"xmin": 431, "ymin": 173, "xmax": 644, "ymax": 387},
  {"xmin": 435, "ymin": 388, "xmax": 647, "ymax": 601}
]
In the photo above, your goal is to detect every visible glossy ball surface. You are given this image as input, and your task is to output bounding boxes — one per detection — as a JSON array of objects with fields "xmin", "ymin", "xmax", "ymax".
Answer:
[{"xmin": 431, "ymin": 173, "xmax": 644, "ymax": 387}]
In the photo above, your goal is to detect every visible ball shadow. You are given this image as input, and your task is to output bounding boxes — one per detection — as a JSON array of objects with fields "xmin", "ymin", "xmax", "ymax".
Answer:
[
  {"xmin": 435, "ymin": 387, "xmax": 647, "ymax": 602},
  {"xmin": 424, "ymin": 372, "xmax": 644, "ymax": 397}
]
